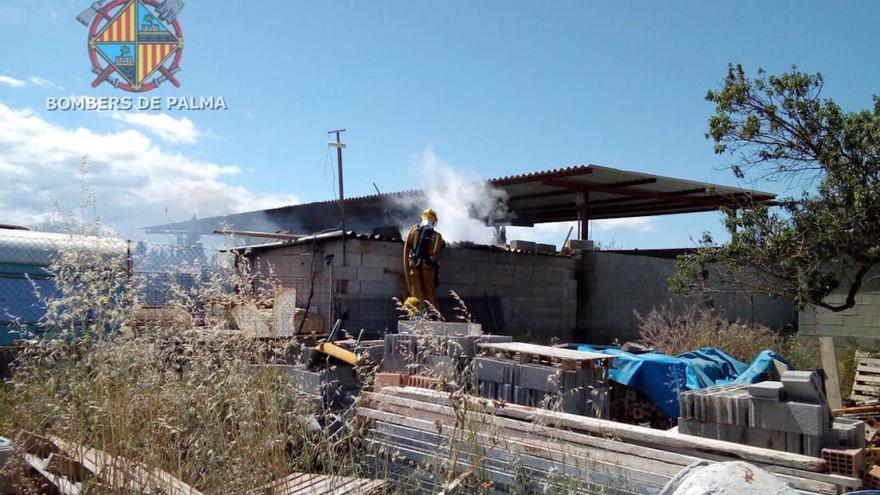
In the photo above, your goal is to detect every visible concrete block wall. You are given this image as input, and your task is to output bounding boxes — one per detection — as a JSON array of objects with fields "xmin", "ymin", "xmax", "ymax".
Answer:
[
  {"xmin": 437, "ymin": 248, "xmax": 578, "ymax": 342},
  {"xmin": 798, "ymin": 266, "xmax": 880, "ymax": 349},
  {"xmin": 247, "ymin": 237, "xmax": 578, "ymax": 342},
  {"xmin": 578, "ymin": 251, "xmax": 797, "ymax": 344}
]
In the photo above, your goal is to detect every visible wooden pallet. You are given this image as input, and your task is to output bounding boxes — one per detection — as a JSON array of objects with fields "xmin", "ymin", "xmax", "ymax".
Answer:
[
  {"xmin": 478, "ymin": 342, "xmax": 613, "ymax": 370},
  {"xmin": 260, "ymin": 473, "xmax": 386, "ymax": 495},
  {"xmin": 851, "ymin": 353, "xmax": 880, "ymax": 403}
]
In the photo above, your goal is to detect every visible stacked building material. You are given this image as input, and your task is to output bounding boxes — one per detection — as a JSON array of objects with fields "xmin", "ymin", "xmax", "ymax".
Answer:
[
  {"xmin": 678, "ymin": 371, "xmax": 866, "ymax": 459},
  {"xmin": 276, "ymin": 363, "xmax": 359, "ymax": 410},
  {"xmin": 475, "ymin": 342, "xmax": 611, "ymax": 418},
  {"xmin": 382, "ymin": 321, "xmax": 512, "ymax": 378},
  {"xmin": 360, "ymin": 386, "xmax": 862, "ymax": 494}
]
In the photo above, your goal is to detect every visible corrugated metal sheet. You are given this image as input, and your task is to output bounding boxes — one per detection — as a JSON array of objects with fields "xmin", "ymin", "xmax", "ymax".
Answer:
[{"xmin": 145, "ymin": 163, "xmax": 775, "ymax": 234}]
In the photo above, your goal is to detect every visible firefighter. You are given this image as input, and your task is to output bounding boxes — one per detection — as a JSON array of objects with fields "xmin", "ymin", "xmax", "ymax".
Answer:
[{"xmin": 403, "ymin": 208, "xmax": 445, "ymax": 314}]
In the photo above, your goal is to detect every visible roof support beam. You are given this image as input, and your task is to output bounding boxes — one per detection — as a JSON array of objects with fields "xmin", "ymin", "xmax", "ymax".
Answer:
[
  {"xmin": 542, "ymin": 178, "xmax": 766, "ymax": 207},
  {"xmin": 507, "ymin": 178, "xmax": 658, "ymax": 202}
]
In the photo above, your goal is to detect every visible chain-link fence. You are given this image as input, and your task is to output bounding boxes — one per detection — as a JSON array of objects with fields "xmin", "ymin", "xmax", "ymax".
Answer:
[
  {"xmin": 0, "ymin": 233, "xmax": 234, "ymax": 344},
  {"xmin": 0, "ymin": 231, "xmax": 341, "ymax": 344}
]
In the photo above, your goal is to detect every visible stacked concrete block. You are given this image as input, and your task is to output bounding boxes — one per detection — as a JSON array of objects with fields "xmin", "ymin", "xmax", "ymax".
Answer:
[
  {"xmin": 382, "ymin": 331, "xmax": 513, "ymax": 377},
  {"xmin": 564, "ymin": 239, "xmax": 594, "ymax": 252},
  {"xmin": 679, "ymin": 375, "xmax": 866, "ymax": 458},
  {"xmin": 475, "ymin": 356, "xmax": 516, "ymax": 401},
  {"xmin": 277, "ymin": 364, "xmax": 356, "ymax": 411},
  {"xmin": 535, "ymin": 243, "xmax": 556, "ymax": 254},
  {"xmin": 508, "ymin": 240, "xmax": 536, "ymax": 252},
  {"xmin": 474, "ymin": 356, "xmax": 609, "ymax": 418},
  {"xmin": 397, "ymin": 320, "xmax": 482, "ymax": 337},
  {"xmin": 824, "ymin": 417, "xmax": 867, "ymax": 449}
]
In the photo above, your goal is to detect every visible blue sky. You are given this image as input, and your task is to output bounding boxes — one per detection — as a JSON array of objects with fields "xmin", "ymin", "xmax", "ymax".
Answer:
[{"xmin": 0, "ymin": 1, "xmax": 878, "ymax": 248}]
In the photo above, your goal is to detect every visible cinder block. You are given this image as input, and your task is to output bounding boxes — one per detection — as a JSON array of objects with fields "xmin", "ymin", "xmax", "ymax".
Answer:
[
  {"xmin": 397, "ymin": 320, "xmax": 481, "ymax": 337},
  {"xmin": 474, "ymin": 357, "xmax": 513, "ymax": 384},
  {"xmin": 287, "ymin": 367, "xmax": 323, "ymax": 396},
  {"xmin": 536, "ymin": 243, "xmax": 556, "ymax": 254},
  {"xmin": 361, "ymin": 253, "xmax": 392, "ymax": 268},
  {"xmin": 824, "ymin": 418, "xmax": 867, "ymax": 449},
  {"xmin": 781, "ymin": 370, "xmax": 824, "ymax": 404},
  {"xmin": 516, "ymin": 364, "xmax": 562, "ymax": 393},
  {"xmin": 422, "ymin": 355, "xmax": 457, "ymax": 376},
  {"xmin": 509, "ymin": 240, "xmax": 536, "ymax": 252},
  {"xmin": 357, "ymin": 267, "xmax": 387, "ymax": 282},
  {"xmin": 565, "ymin": 239, "xmax": 594, "ymax": 252},
  {"xmin": 749, "ymin": 399, "xmax": 829, "ymax": 435},
  {"xmin": 749, "ymin": 381, "xmax": 786, "ymax": 401}
]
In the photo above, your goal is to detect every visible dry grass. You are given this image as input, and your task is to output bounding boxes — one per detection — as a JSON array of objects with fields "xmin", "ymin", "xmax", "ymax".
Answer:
[
  {"xmin": 2, "ymin": 237, "xmax": 366, "ymax": 493},
  {"xmin": 636, "ymin": 303, "xmax": 819, "ymax": 370}
]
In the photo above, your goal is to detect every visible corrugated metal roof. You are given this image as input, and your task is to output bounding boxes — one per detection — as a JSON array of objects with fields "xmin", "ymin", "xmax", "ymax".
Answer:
[{"xmin": 145, "ymin": 163, "xmax": 775, "ymax": 234}]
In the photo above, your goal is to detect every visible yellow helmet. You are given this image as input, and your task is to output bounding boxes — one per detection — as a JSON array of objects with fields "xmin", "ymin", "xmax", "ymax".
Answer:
[{"xmin": 421, "ymin": 208, "xmax": 438, "ymax": 224}]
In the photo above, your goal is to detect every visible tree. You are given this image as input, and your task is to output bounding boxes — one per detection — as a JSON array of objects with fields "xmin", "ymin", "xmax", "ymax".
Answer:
[{"xmin": 669, "ymin": 64, "xmax": 880, "ymax": 312}]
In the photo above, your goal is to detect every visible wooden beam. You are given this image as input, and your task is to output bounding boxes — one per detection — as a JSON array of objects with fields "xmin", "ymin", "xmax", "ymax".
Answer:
[
  {"xmin": 819, "ymin": 336, "xmax": 844, "ymax": 409},
  {"xmin": 374, "ymin": 387, "xmax": 828, "ymax": 472}
]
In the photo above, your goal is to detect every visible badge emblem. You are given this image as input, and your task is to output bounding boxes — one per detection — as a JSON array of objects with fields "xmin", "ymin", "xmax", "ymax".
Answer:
[{"xmin": 77, "ymin": 0, "xmax": 185, "ymax": 92}]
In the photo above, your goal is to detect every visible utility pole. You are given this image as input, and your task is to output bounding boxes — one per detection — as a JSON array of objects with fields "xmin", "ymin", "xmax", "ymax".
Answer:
[{"xmin": 328, "ymin": 129, "xmax": 347, "ymax": 265}]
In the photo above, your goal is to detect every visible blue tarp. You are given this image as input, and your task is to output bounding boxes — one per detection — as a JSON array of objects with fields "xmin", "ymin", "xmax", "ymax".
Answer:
[{"xmin": 576, "ymin": 345, "xmax": 792, "ymax": 418}]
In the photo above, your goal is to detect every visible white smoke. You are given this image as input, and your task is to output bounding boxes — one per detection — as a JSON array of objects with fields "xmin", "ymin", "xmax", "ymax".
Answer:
[{"xmin": 398, "ymin": 148, "xmax": 509, "ymax": 244}]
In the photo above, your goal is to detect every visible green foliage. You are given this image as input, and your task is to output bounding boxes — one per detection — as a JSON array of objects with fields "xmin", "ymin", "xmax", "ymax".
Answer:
[{"xmin": 670, "ymin": 64, "xmax": 880, "ymax": 311}]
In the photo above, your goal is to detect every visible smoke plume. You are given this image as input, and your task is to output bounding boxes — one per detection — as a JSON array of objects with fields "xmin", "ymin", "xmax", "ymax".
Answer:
[{"xmin": 392, "ymin": 149, "xmax": 509, "ymax": 244}]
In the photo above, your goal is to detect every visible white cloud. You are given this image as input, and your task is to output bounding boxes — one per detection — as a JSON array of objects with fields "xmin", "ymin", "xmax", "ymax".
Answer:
[
  {"xmin": 0, "ymin": 75, "xmax": 25, "ymax": 88},
  {"xmin": 0, "ymin": 75, "xmax": 63, "ymax": 90},
  {"xmin": 111, "ymin": 112, "xmax": 201, "ymax": 144},
  {"xmin": 506, "ymin": 217, "xmax": 655, "ymax": 248},
  {"xmin": 0, "ymin": 103, "xmax": 298, "ymax": 236},
  {"xmin": 593, "ymin": 217, "xmax": 656, "ymax": 233},
  {"xmin": 27, "ymin": 76, "xmax": 63, "ymax": 90}
]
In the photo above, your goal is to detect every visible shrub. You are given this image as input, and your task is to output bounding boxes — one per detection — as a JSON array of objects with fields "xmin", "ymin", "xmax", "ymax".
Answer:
[{"xmin": 636, "ymin": 303, "xmax": 818, "ymax": 369}]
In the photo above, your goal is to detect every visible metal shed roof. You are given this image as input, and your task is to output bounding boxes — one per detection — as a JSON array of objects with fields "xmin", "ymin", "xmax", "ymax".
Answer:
[
  {"xmin": 144, "ymin": 163, "xmax": 775, "ymax": 235},
  {"xmin": 496, "ymin": 164, "xmax": 774, "ymax": 225}
]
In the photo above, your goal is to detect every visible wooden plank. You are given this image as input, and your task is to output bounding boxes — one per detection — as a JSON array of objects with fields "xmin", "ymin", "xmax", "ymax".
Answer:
[
  {"xmin": 24, "ymin": 453, "xmax": 81, "ymax": 495},
  {"xmin": 853, "ymin": 383, "xmax": 880, "ymax": 393},
  {"xmin": 374, "ymin": 387, "xmax": 827, "ymax": 472},
  {"xmin": 362, "ymin": 404, "xmax": 844, "ymax": 495},
  {"xmin": 361, "ymin": 396, "xmax": 699, "ymax": 469},
  {"xmin": 360, "ymin": 406, "xmax": 686, "ymax": 480},
  {"xmin": 854, "ymin": 374, "xmax": 880, "ymax": 384},
  {"xmin": 50, "ymin": 436, "xmax": 202, "ymax": 495},
  {"xmin": 855, "ymin": 355, "xmax": 880, "ymax": 367},
  {"xmin": 362, "ymin": 398, "xmax": 841, "ymax": 494},
  {"xmin": 764, "ymin": 466, "xmax": 862, "ymax": 493},
  {"xmin": 264, "ymin": 473, "xmax": 384, "ymax": 495},
  {"xmin": 367, "ymin": 420, "xmax": 667, "ymax": 494},
  {"xmin": 820, "ymin": 336, "xmax": 844, "ymax": 409},
  {"xmin": 478, "ymin": 342, "xmax": 611, "ymax": 362}
]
